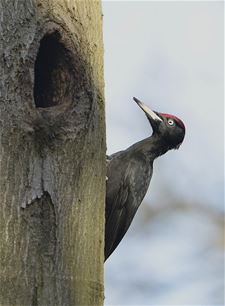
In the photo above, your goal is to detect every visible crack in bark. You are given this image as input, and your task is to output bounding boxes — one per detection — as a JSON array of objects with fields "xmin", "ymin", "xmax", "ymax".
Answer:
[{"xmin": 22, "ymin": 192, "xmax": 57, "ymax": 304}]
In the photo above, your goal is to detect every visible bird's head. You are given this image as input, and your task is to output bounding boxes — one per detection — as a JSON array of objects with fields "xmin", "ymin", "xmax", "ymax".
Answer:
[{"xmin": 133, "ymin": 97, "xmax": 185, "ymax": 150}]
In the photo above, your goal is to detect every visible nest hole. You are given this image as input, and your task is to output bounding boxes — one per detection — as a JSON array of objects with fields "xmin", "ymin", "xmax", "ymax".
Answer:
[{"xmin": 34, "ymin": 32, "xmax": 74, "ymax": 108}]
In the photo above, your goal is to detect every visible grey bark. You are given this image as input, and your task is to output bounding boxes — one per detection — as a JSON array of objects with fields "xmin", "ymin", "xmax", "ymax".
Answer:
[{"xmin": 0, "ymin": 0, "xmax": 105, "ymax": 305}]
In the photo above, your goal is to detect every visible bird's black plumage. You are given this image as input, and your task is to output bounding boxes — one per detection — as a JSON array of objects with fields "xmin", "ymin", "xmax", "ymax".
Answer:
[{"xmin": 105, "ymin": 97, "xmax": 185, "ymax": 261}]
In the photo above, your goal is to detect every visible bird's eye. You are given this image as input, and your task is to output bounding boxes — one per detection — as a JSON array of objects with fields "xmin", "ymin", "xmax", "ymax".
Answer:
[{"xmin": 167, "ymin": 119, "xmax": 174, "ymax": 126}]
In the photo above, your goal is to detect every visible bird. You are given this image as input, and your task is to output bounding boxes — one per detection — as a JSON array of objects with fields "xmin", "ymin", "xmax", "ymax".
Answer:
[{"xmin": 105, "ymin": 97, "xmax": 185, "ymax": 261}]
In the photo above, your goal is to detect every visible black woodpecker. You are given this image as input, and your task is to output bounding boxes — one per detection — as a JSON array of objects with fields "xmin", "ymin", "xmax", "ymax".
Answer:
[{"xmin": 105, "ymin": 97, "xmax": 185, "ymax": 261}]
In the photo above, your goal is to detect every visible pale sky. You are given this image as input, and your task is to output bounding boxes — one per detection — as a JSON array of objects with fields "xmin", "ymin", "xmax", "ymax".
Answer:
[{"xmin": 103, "ymin": 0, "xmax": 224, "ymax": 210}]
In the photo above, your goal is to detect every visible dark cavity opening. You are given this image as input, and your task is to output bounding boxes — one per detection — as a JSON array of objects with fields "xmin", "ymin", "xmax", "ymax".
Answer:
[{"xmin": 34, "ymin": 32, "xmax": 74, "ymax": 108}]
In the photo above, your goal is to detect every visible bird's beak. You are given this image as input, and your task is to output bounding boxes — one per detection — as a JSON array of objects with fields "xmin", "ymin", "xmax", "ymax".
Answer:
[{"xmin": 133, "ymin": 97, "xmax": 162, "ymax": 130}]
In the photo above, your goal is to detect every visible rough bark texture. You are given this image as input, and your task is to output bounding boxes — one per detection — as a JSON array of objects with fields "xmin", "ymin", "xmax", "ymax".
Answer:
[{"xmin": 0, "ymin": 0, "xmax": 105, "ymax": 305}]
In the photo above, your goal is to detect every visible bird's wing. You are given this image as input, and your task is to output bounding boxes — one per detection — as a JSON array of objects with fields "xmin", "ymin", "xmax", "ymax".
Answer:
[
  {"xmin": 105, "ymin": 163, "xmax": 136, "ymax": 260},
  {"xmin": 107, "ymin": 150, "xmax": 124, "ymax": 161}
]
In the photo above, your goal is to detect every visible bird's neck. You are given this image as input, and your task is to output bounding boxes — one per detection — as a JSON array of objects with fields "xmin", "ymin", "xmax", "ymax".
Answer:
[{"xmin": 132, "ymin": 134, "xmax": 171, "ymax": 160}]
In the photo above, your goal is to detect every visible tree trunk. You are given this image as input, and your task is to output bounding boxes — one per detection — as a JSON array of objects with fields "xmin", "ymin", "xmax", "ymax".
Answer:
[{"xmin": 0, "ymin": 0, "xmax": 105, "ymax": 305}]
